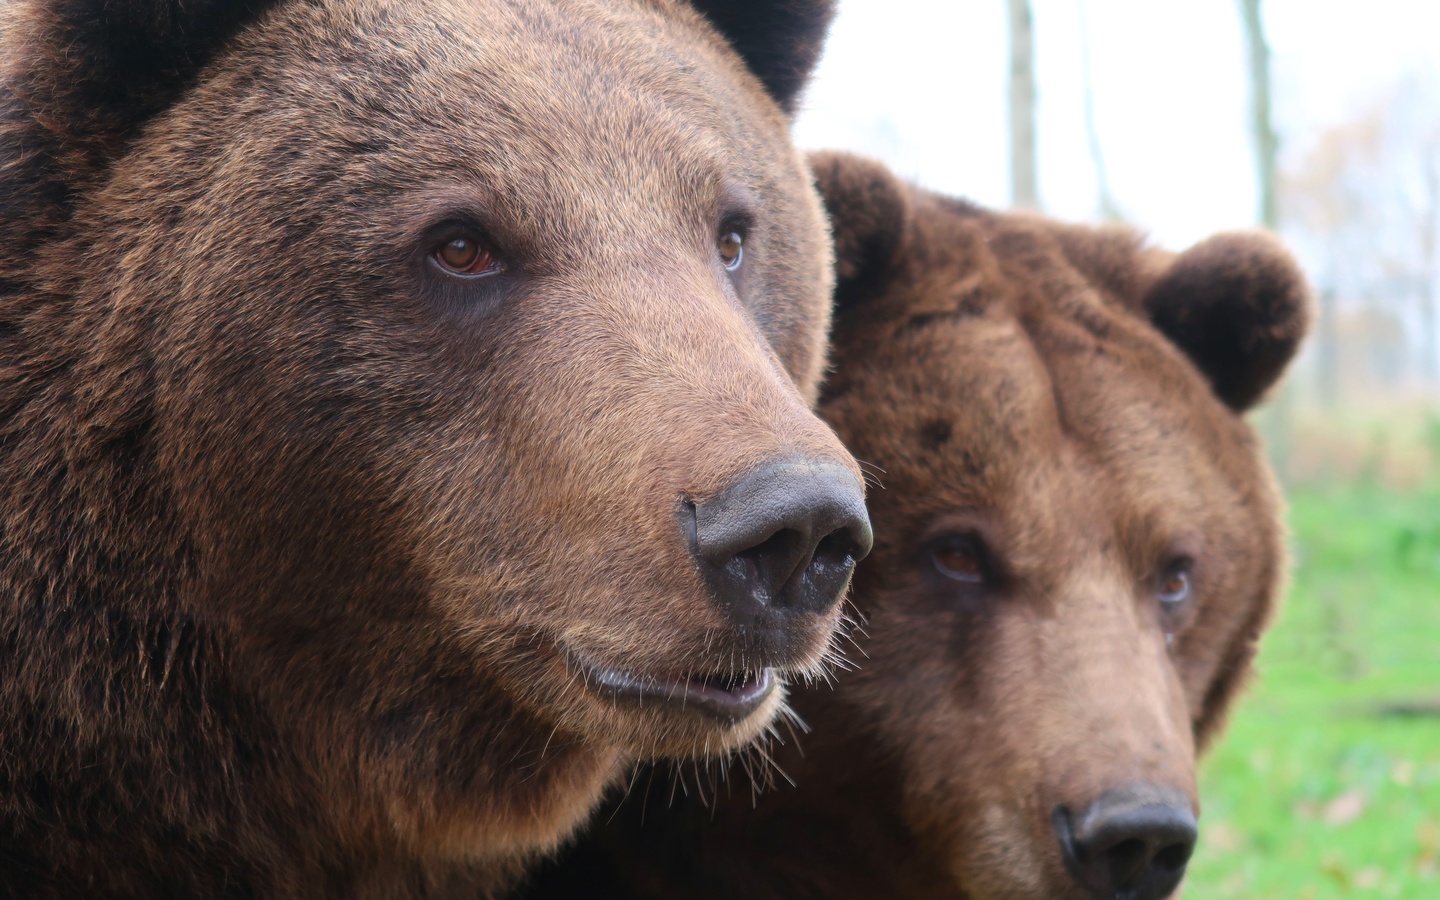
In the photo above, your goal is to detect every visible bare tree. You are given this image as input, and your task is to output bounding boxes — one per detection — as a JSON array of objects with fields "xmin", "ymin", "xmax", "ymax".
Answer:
[
  {"xmin": 1076, "ymin": 0, "xmax": 1121, "ymax": 221},
  {"xmin": 1284, "ymin": 111, "xmax": 1385, "ymax": 407},
  {"xmin": 1008, "ymin": 0, "xmax": 1039, "ymax": 209},
  {"xmin": 1284, "ymin": 82, "xmax": 1440, "ymax": 396},
  {"xmin": 1238, "ymin": 0, "xmax": 1279, "ymax": 229}
]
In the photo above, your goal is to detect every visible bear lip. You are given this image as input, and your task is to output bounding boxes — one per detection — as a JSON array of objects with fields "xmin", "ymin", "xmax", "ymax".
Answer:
[{"xmin": 565, "ymin": 651, "xmax": 777, "ymax": 724}]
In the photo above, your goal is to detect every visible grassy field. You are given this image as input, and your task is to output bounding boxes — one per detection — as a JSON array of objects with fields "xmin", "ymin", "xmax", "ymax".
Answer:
[{"xmin": 1187, "ymin": 478, "xmax": 1440, "ymax": 897}]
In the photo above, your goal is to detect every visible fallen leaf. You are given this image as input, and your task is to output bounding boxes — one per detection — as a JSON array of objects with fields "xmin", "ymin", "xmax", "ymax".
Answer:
[
  {"xmin": 1322, "ymin": 854, "xmax": 1351, "ymax": 888},
  {"xmin": 1322, "ymin": 789, "xmax": 1367, "ymax": 826}
]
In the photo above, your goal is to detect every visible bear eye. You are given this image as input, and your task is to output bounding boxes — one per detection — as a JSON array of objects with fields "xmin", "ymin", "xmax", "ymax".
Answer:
[
  {"xmin": 718, "ymin": 230, "xmax": 744, "ymax": 270},
  {"xmin": 432, "ymin": 235, "xmax": 503, "ymax": 277},
  {"xmin": 932, "ymin": 536, "xmax": 985, "ymax": 584},
  {"xmin": 1157, "ymin": 559, "xmax": 1193, "ymax": 618}
]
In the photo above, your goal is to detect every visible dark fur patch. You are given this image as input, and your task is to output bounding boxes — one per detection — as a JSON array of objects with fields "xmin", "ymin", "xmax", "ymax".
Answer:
[{"xmin": 919, "ymin": 418, "xmax": 951, "ymax": 450}]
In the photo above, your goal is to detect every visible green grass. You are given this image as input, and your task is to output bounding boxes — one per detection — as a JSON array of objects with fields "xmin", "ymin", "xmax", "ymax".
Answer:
[{"xmin": 1187, "ymin": 480, "xmax": 1440, "ymax": 898}]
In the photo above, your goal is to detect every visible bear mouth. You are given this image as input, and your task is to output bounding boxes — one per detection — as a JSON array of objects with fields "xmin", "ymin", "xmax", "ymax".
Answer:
[{"xmin": 567, "ymin": 653, "xmax": 777, "ymax": 724}]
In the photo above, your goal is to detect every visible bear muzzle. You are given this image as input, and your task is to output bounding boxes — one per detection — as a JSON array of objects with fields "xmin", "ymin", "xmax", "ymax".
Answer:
[{"xmin": 558, "ymin": 458, "xmax": 870, "ymax": 727}]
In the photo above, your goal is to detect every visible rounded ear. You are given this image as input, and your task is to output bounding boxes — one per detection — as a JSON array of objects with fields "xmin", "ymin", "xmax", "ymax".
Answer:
[
  {"xmin": 807, "ymin": 151, "xmax": 911, "ymax": 313},
  {"xmin": 689, "ymin": 0, "xmax": 836, "ymax": 114},
  {"xmin": 1142, "ymin": 232, "xmax": 1312, "ymax": 412},
  {"xmin": 0, "ymin": 0, "xmax": 277, "ymax": 261}
]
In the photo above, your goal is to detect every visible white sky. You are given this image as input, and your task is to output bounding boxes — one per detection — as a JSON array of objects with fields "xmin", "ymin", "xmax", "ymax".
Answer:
[{"xmin": 793, "ymin": 0, "xmax": 1440, "ymax": 250}]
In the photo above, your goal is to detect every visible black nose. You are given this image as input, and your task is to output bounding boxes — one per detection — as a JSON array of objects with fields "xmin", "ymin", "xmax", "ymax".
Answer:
[
  {"xmin": 689, "ymin": 459, "xmax": 872, "ymax": 620},
  {"xmin": 1055, "ymin": 785, "xmax": 1198, "ymax": 900}
]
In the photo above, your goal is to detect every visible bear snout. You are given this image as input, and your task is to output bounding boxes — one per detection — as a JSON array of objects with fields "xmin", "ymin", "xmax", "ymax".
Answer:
[
  {"xmin": 1054, "ymin": 784, "xmax": 1198, "ymax": 900},
  {"xmin": 687, "ymin": 458, "xmax": 872, "ymax": 629}
]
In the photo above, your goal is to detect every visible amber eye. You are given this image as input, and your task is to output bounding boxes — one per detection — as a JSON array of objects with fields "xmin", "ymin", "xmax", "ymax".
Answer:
[
  {"xmin": 718, "ymin": 231, "xmax": 744, "ymax": 270},
  {"xmin": 433, "ymin": 235, "xmax": 501, "ymax": 276},
  {"xmin": 1158, "ymin": 563, "xmax": 1192, "ymax": 608},
  {"xmin": 932, "ymin": 537, "xmax": 985, "ymax": 583}
]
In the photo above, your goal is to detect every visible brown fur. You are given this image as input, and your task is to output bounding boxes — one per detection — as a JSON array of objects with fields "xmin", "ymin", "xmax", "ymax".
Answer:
[
  {"xmin": 520, "ymin": 152, "xmax": 1311, "ymax": 899},
  {"xmin": 0, "ymin": 1, "xmax": 861, "ymax": 896}
]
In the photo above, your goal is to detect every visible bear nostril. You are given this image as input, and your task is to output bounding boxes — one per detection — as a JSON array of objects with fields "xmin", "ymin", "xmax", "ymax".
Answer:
[
  {"xmin": 689, "ymin": 459, "xmax": 872, "ymax": 623},
  {"xmin": 814, "ymin": 528, "xmax": 863, "ymax": 570},
  {"xmin": 799, "ymin": 526, "xmax": 868, "ymax": 599},
  {"xmin": 1153, "ymin": 840, "xmax": 1193, "ymax": 874},
  {"xmin": 732, "ymin": 528, "xmax": 803, "ymax": 605},
  {"xmin": 1055, "ymin": 785, "xmax": 1197, "ymax": 900},
  {"xmin": 1105, "ymin": 838, "xmax": 1152, "ymax": 887}
]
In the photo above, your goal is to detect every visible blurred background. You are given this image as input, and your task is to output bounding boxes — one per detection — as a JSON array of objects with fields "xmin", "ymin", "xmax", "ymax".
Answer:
[{"xmin": 793, "ymin": 2, "xmax": 1440, "ymax": 896}]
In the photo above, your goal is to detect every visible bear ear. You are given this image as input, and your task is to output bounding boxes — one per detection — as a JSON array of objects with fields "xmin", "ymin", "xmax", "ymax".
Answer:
[
  {"xmin": 689, "ymin": 0, "xmax": 836, "ymax": 114},
  {"xmin": 1, "ymin": 0, "xmax": 277, "ymax": 256},
  {"xmin": 1142, "ymin": 232, "xmax": 1312, "ymax": 412},
  {"xmin": 808, "ymin": 151, "xmax": 911, "ymax": 313}
]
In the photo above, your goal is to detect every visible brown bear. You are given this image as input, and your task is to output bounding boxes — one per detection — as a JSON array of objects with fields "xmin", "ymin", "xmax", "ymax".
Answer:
[
  {"xmin": 0, "ymin": 2, "xmax": 875, "ymax": 896},
  {"xmin": 518, "ymin": 152, "xmax": 1311, "ymax": 900}
]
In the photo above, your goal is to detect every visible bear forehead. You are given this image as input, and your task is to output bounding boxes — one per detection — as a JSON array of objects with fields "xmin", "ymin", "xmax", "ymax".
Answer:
[
  {"xmin": 841, "ymin": 202, "xmax": 1248, "ymax": 468},
  {"xmin": 131, "ymin": 0, "xmax": 783, "ymax": 223},
  {"xmin": 235, "ymin": 0, "xmax": 739, "ymax": 104},
  {"xmin": 829, "ymin": 253, "xmax": 1263, "ymax": 562}
]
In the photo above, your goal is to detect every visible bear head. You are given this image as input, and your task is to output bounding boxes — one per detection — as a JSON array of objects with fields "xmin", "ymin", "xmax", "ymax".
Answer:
[
  {"xmin": 797, "ymin": 151, "xmax": 1310, "ymax": 900},
  {"xmin": 0, "ymin": 1, "xmax": 869, "ymax": 893}
]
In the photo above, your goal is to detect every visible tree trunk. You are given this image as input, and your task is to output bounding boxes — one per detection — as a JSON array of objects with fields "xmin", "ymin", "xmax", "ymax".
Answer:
[
  {"xmin": 1008, "ymin": 0, "xmax": 1039, "ymax": 210},
  {"xmin": 1238, "ymin": 0, "xmax": 1279, "ymax": 229},
  {"xmin": 1077, "ymin": 0, "xmax": 1121, "ymax": 221},
  {"xmin": 1317, "ymin": 287, "xmax": 1340, "ymax": 407}
]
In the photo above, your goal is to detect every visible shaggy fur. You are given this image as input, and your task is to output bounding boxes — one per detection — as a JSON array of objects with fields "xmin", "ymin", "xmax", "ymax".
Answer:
[
  {"xmin": 0, "ymin": 1, "xmax": 858, "ymax": 896},
  {"xmin": 519, "ymin": 152, "xmax": 1311, "ymax": 899}
]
